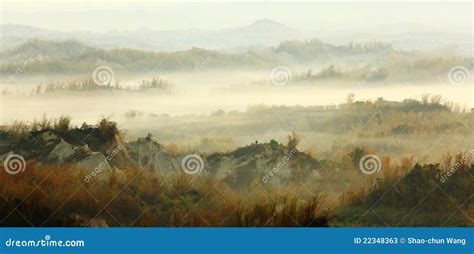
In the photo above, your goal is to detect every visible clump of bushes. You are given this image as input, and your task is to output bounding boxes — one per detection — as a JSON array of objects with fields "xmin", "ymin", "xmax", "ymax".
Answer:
[
  {"xmin": 0, "ymin": 164, "xmax": 334, "ymax": 227},
  {"xmin": 335, "ymin": 154, "xmax": 473, "ymax": 226}
]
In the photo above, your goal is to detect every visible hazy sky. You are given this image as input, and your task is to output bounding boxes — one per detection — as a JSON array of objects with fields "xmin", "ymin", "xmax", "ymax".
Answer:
[{"xmin": 1, "ymin": 1, "xmax": 472, "ymax": 33}]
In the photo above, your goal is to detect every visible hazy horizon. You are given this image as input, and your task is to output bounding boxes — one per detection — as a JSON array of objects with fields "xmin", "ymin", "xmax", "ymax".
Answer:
[{"xmin": 2, "ymin": 1, "xmax": 472, "ymax": 34}]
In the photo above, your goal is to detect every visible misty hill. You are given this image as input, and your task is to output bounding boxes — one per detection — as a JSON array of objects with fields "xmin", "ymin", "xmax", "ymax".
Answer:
[
  {"xmin": 0, "ymin": 38, "xmax": 393, "ymax": 74},
  {"xmin": 1, "ymin": 40, "xmax": 93, "ymax": 62},
  {"xmin": 1, "ymin": 20, "xmax": 309, "ymax": 52},
  {"xmin": 0, "ymin": 119, "xmax": 320, "ymax": 190},
  {"xmin": 3, "ymin": 20, "xmax": 471, "ymax": 55}
]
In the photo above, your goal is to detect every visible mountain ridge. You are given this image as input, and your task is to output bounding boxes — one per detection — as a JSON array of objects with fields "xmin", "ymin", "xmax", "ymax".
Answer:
[
  {"xmin": 0, "ymin": 20, "xmax": 308, "ymax": 52},
  {"xmin": 0, "ymin": 37, "xmax": 393, "ymax": 74}
]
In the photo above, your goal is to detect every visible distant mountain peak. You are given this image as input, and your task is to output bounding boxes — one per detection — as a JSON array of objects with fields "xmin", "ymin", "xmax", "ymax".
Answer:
[
  {"xmin": 247, "ymin": 19, "xmax": 289, "ymax": 29},
  {"xmin": 235, "ymin": 19, "xmax": 298, "ymax": 38}
]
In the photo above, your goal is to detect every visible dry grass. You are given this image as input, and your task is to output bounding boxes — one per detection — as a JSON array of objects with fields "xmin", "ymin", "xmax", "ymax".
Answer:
[
  {"xmin": 0, "ymin": 163, "xmax": 333, "ymax": 227},
  {"xmin": 336, "ymin": 153, "xmax": 473, "ymax": 226}
]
